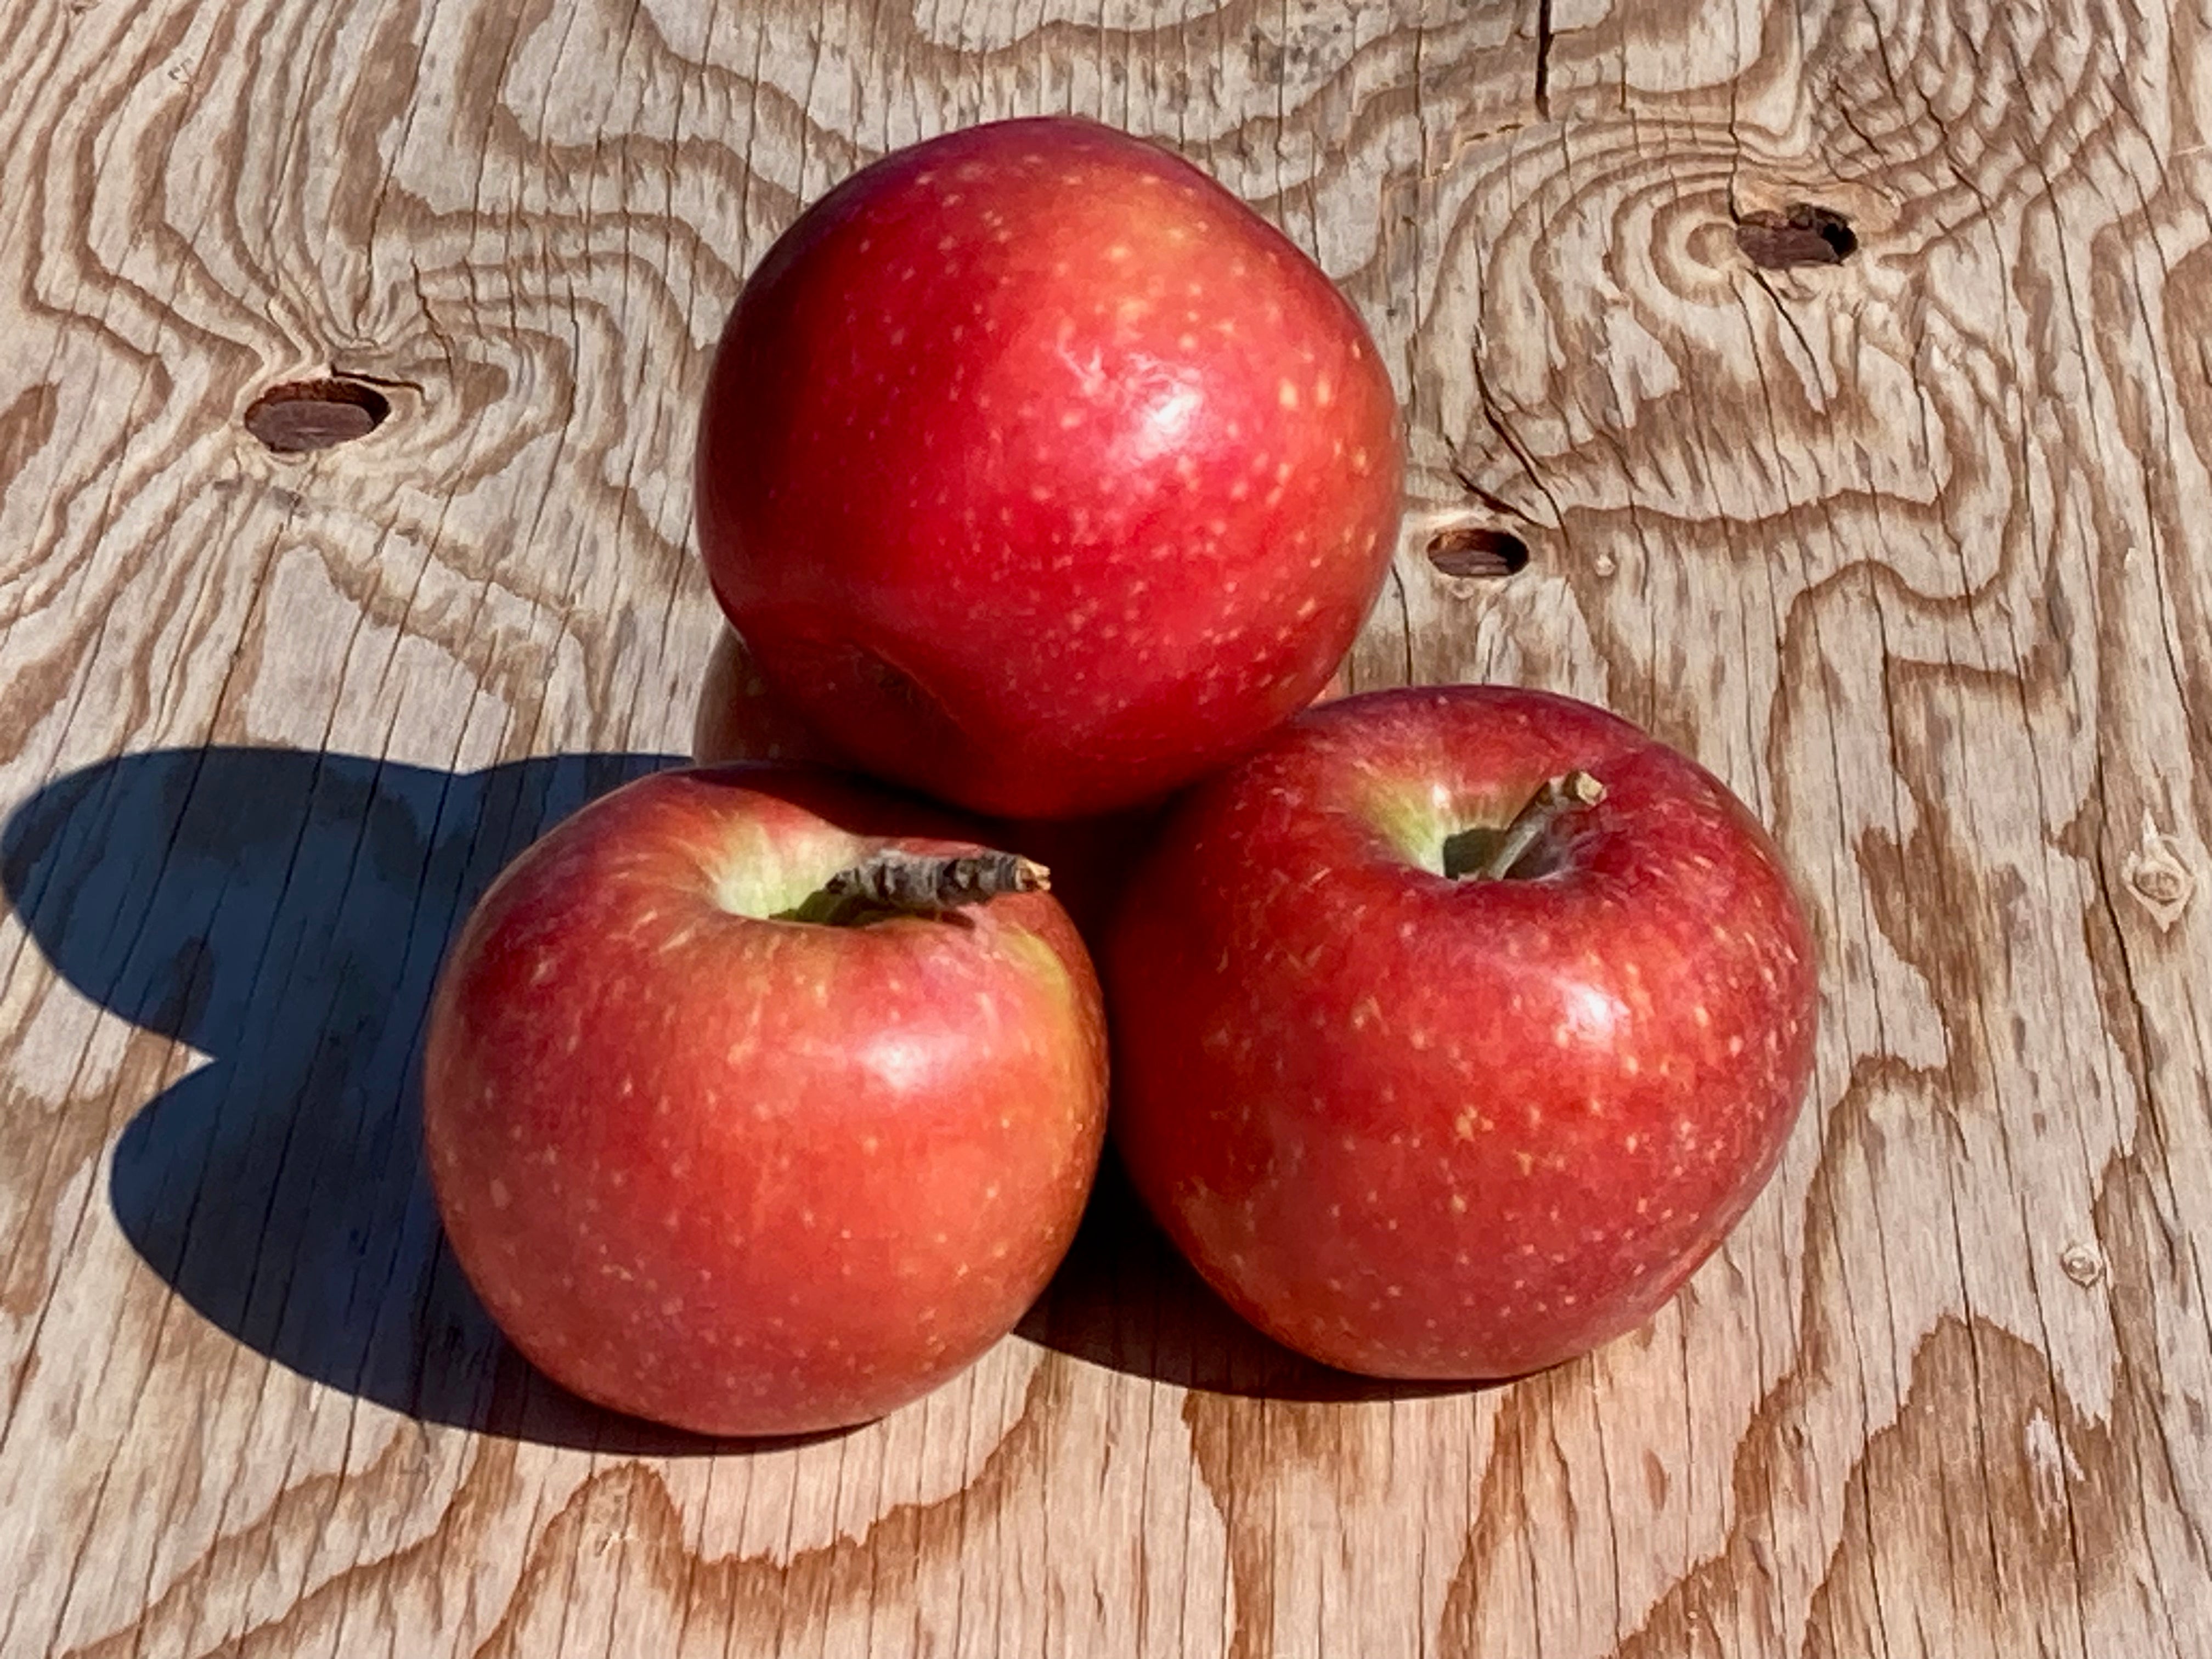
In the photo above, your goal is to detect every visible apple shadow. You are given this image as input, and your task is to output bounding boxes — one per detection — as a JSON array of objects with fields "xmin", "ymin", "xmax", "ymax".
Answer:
[
  {"xmin": 0, "ymin": 743, "xmax": 804, "ymax": 1455},
  {"xmin": 3, "ymin": 744, "xmax": 1458, "ymax": 1450}
]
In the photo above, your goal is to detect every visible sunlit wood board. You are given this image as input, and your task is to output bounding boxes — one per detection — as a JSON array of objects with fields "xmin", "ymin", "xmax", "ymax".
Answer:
[{"xmin": 3, "ymin": 0, "xmax": 2209, "ymax": 1653}]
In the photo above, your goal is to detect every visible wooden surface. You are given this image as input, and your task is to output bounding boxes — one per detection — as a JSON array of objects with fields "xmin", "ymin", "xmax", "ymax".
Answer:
[{"xmin": 3, "ymin": 0, "xmax": 2209, "ymax": 1653}]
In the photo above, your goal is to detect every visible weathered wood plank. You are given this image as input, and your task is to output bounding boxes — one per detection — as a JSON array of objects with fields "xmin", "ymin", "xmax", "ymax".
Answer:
[{"xmin": 2, "ymin": 0, "xmax": 2208, "ymax": 1654}]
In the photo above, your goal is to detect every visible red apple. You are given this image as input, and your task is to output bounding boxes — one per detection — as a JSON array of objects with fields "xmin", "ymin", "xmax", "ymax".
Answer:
[
  {"xmin": 1104, "ymin": 686, "xmax": 1818, "ymax": 1379},
  {"xmin": 695, "ymin": 115, "xmax": 1403, "ymax": 820},
  {"xmin": 422, "ymin": 766, "xmax": 1109, "ymax": 1436}
]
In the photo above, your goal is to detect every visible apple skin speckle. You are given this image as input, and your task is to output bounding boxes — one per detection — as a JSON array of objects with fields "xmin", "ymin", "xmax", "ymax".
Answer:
[
  {"xmin": 695, "ymin": 116, "xmax": 1403, "ymax": 820},
  {"xmin": 1105, "ymin": 686, "xmax": 1820, "ymax": 1381}
]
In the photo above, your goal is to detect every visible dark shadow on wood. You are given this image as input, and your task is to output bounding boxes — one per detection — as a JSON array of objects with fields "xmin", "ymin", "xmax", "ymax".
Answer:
[
  {"xmin": 0, "ymin": 744, "xmax": 848, "ymax": 1454},
  {"xmin": 3, "ymin": 744, "xmax": 1474, "ymax": 1441}
]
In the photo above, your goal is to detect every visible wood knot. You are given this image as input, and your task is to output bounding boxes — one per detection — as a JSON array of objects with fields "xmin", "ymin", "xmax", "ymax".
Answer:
[
  {"xmin": 244, "ymin": 377, "xmax": 391, "ymax": 453},
  {"xmin": 1425, "ymin": 527, "xmax": 1529, "ymax": 579},
  {"xmin": 1734, "ymin": 204, "xmax": 1858, "ymax": 269},
  {"xmin": 2121, "ymin": 812, "xmax": 2194, "ymax": 931},
  {"xmin": 2058, "ymin": 1242, "xmax": 2104, "ymax": 1288}
]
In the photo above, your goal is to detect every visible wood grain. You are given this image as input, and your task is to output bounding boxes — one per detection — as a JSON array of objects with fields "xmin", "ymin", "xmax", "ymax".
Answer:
[{"xmin": 3, "ymin": 0, "xmax": 2209, "ymax": 1653}]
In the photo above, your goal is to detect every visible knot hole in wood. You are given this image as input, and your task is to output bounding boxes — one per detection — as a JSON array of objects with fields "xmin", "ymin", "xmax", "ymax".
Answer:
[
  {"xmin": 1425, "ymin": 526, "xmax": 1530, "ymax": 580},
  {"xmin": 244, "ymin": 377, "xmax": 393, "ymax": 453},
  {"xmin": 1734, "ymin": 204, "xmax": 1859, "ymax": 269}
]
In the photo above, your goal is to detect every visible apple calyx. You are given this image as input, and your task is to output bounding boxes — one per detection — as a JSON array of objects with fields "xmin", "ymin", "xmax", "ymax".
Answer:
[
  {"xmin": 792, "ymin": 848, "xmax": 1051, "ymax": 926},
  {"xmin": 1449, "ymin": 771, "xmax": 1606, "ymax": 882}
]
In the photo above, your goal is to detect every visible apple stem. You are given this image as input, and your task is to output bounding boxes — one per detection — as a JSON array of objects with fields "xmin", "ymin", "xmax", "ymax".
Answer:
[
  {"xmin": 1472, "ymin": 771, "xmax": 1606, "ymax": 881},
  {"xmin": 800, "ymin": 848, "xmax": 1051, "ymax": 924}
]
